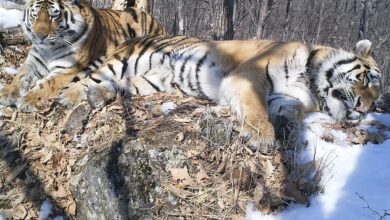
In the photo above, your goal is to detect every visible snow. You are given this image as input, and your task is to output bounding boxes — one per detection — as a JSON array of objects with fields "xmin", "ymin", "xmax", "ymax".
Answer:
[
  {"xmin": 0, "ymin": 7, "xmax": 23, "ymax": 29},
  {"xmin": 247, "ymin": 112, "xmax": 390, "ymax": 220},
  {"xmin": 160, "ymin": 101, "xmax": 177, "ymax": 115},
  {"xmin": 0, "ymin": 214, "xmax": 4, "ymax": 220},
  {"xmin": 2, "ymin": 67, "xmax": 18, "ymax": 75},
  {"xmin": 39, "ymin": 199, "xmax": 52, "ymax": 219}
]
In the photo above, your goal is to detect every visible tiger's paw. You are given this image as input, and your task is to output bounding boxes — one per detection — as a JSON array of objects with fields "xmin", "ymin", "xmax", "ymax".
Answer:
[
  {"xmin": 273, "ymin": 114, "xmax": 300, "ymax": 147},
  {"xmin": 86, "ymin": 85, "xmax": 116, "ymax": 110},
  {"xmin": 0, "ymin": 85, "xmax": 20, "ymax": 107},
  {"xmin": 57, "ymin": 83, "xmax": 88, "ymax": 108},
  {"xmin": 16, "ymin": 92, "xmax": 51, "ymax": 112},
  {"xmin": 240, "ymin": 120, "xmax": 276, "ymax": 154}
]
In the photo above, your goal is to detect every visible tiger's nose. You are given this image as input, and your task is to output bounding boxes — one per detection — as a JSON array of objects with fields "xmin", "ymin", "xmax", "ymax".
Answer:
[
  {"xmin": 36, "ymin": 33, "xmax": 48, "ymax": 40},
  {"xmin": 354, "ymin": 97, "xmax": 370, "ymax": 113}
]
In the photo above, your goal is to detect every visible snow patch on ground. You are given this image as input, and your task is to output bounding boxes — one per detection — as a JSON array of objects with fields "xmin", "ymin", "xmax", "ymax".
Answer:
[
  {"xmin": 160, "ymin": 101, "xmax": 177, "ymax": 115},
  {"xmin": 39, "ymin": 199, "xmax": 52, "ymax": 219},
  {"xmin": 2, "ymin": 67, "xmax": 18, "ymax": 75},
  {"xmin": 0, "ymin": 214, "xmax": 4, "ymax": 220},
  {"xmin": 247, "ymin": 112, "xmax": 390, "ymax": 220},
  {"xmin": 0, "ymin": 7, "xmax": 23, "ymax": 29}
]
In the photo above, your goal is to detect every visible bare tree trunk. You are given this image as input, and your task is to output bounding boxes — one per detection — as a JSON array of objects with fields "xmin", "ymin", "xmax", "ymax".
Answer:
[
  {"xmin": 256, "ymin": 0, "xmax": 272, "ymax": 38},
  {"xmin": 112, "ymin": 0, "xmax": 130, "ymax": 10},
  {"xmin": 135, "ymin": 0, "xmax": 150, "ymax": 13},
  {"xmin": 112, "ymin": 0, "xmax": 149, "ymax": 12}
]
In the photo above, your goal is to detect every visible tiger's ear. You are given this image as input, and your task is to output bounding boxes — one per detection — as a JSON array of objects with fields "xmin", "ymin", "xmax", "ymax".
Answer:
[{"xmin": 354, "ymin": 40, "xmax": 372, "ymax": 57}]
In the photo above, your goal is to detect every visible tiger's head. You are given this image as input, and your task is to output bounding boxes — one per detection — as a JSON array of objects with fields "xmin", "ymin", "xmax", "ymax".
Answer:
[
  {"xmin": 23, "ymin": 0, "xmax": 87, "ymax": 47},
  {"xmin": 319, "ymin": 40, "xmax": 381, "ymax": 122}
]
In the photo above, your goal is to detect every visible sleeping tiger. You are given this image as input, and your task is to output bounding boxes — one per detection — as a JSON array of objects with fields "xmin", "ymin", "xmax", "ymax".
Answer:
[
  {"xmin": 40, "ymin": 35, "xmax": 385, "ymax": 151},
  {"xmin": 0, "ymin": 0, "xmax": 165, "ymax": 112}
]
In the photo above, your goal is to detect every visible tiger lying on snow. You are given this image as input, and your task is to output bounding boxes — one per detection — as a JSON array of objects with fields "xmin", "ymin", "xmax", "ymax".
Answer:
[
  {"xmin": 53, "ymin": 35, "xmax": 382, "ymax": 151},
  {"xmin": 0, "ymin": 0, "xmax": 165, "ymax": 111}
]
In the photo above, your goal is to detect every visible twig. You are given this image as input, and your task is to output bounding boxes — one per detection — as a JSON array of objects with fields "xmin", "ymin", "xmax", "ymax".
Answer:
[{"xmin": 356, "ymin": 193, "xmax": 390, "ymax": 220}]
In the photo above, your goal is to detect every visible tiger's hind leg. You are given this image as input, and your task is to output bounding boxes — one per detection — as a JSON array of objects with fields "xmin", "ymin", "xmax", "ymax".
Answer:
[
  {"xmin": 219, "ymin": 71, "xmax": 275, "ymax": 153},
  {"xmin": 268, "ymin": 94, "xmax": 305, "ymax": 148}
]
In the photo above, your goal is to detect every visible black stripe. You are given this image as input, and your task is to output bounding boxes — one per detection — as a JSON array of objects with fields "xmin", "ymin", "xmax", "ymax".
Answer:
[
  {"xmin": 347, "ymin": 64, "xmax": 361, "ymax": 73},
  {"xmin": 69, "ymin": 9, "xmax": 75, "ymax": 23},
  {"xmin": 134, "ymin": 85, "xmax": 140, "ymax": 95},
  {"xmin": 148, "ymin": 17, "xmax": 154, "ymax": 32},
  {"xmin": 89, "ymin": 62, "xmax": 98, "ymax": 69},
  {"xmin": 96, "ymin": 57, "xmax": 104, "ymax": 64},
  {"xmin": 71, "ymin": 76, "xmax": 81, "ymax": 82},
  {"xmin": 142, "ymin": 77, "xmax": 161, "ymax": 92},
  {"xmin": 64, "ymin": 11, "xmax": 69, "ymax": 29},
  {"xmin": 53, "ymin": 51, "xmax": 74, "ymax": 60},
  {"xmin": 171, "ymin": 82, "xmax": 189, "ymax": 96},
  {"xmin": 325, "ymin": 57, "xmax": 358, "ymax": 79},
  {"xmin": 284, "ymin": 59, "xmax": 289, "ymax": 80},
  {"xmin": 148, "ymin": 37, "xmax": 188, "ymax": 69},
  {"xmin": 126, "ymin": 23, "xmax": 136, "ymax": 38},
  {"xmin": 121, "ymin": 57, "xmax": 128, "ymax": 79},
  {"xmin": 128, "ymin": 8, "xmax": 138, "ymax": 23},
  {"xmin": 32, "ymin": 55, "xmax": 48, "ymax": 75},
  {"xmin": 89, "ymin": 75, "xmax": 102, "ymax": 84},
  {"xmin": 195, "ymin": 53, "xmax": 208, "ymax": 98},
  {"xmin": 114, "ymin": 54, "xmax": 121, "ymax": 61},
  {"xmin": 134, "ymin": 36, "xmax": 156, "ymax": 75},
  {"xmin": 306, "ymin": 49, "xmax": 319, "ymax": 69},
  {"xmin": 179, "ymin": 55, "xmax": 193, "ymax": 83},
  {"xmin": 104, "ymin": 11, "xmax": 123, "ymax": 45},
  {"xmin": 50, "ymin": 65, "xmax": 67, "ymax": 71},
  {"xmin": 107, "ymin": 64, "xmax": 116, "ymax": 76},
  {"xmin": 142, "ymin": 12, "xmax": 146, "ymax": 34},
  {"xmin": 324, "ymin": 57, "xmax": 358, "ymax": 93}
]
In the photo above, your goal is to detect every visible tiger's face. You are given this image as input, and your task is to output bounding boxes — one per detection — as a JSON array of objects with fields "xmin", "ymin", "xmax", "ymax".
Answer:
[
  {"xmin": 23, "ymin": 0, "xmax": 86, "ymax": 46},
  {"xmin": 325, "ymin": 40, "xmax": 381, "ymax": 122}
]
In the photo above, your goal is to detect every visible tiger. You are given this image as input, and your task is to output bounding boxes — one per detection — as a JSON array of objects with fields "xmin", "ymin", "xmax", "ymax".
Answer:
[
  {"xmin": 50, "ymin": 35, "xmax": 384, "ymax": 151},
  {"xmin": 0, "ymin": 0, "xmax": 166, "ymax": 112}
]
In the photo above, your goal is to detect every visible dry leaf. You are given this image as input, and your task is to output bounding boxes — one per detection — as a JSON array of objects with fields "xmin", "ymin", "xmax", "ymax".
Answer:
[
  {"xmin": 166, "ymin": 184, "xmax": 193, "ymax": 199},
  {"xmin": 170, "ymin": 166, "xmax": 194, "ymax": 187},
  {"xmin": 173, "ymin": 115, "xmax": 192, "ymax": 123},
  {"xmin": 187, "ymin": 149, "xmax": 200, "ymax": 158},
  {"xmin": 41, "ymin": 148, "xmax": 53, "ymax": 164},
  {"xmin": 196, "ymin": 168, "xmax": 210, "ymax": 183},
  {"xmin": 68, "ymin": 200, "xmax": 77, "ymax": 216},
  {"xmin": 13, "ymin": 204, "xmax": 28, "ymax": 219},
  {"xmin": 196, "ymin": 141, "xmax": 207, "ymax": 152},
  {"xmin": 217, "ymin": 197, "xmax": 225, "ymax": 209},
  {"xmin": 52, "ymin": 185, "xmax": 68, "ymax": 198},
  {"xmin": 175, "ymin": 132, "xmax": 185, "ymax": 143}
]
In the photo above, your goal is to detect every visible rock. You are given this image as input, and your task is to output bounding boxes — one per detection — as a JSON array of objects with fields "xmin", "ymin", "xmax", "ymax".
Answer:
[
  {"xmin": 61, "ymin": 103, "xmax": 91, "ymax": 137},
  {"xmin": 71, "ymin": 139, "xmax": 154, "ymax": 219}
]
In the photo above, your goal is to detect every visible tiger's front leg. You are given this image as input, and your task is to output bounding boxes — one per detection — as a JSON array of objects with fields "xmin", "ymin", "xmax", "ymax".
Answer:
[
  {"xmin": 0, "ymin": 57, "xmax": 43, "ymax": 106},
  {"xmin": 268, "ymin": 95, "xmax": 305, "ymax": 147},
  {"xmin": 16, "ymin": 69, "xmax": 79, "ymax": 112},
  {"xmin": 220, "ymin": 74, "xmax": 275, "ymax": 153}
]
